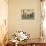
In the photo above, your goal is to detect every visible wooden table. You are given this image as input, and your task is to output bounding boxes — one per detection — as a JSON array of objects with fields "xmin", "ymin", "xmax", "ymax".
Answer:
[
  {"xmin": 5, "ymin": 41, "xmax": 15, "ymax": 46},
  {"xmin": 5, "ymin": 38, "xmax": 46, "ymax": 46},
  {"xmin": 18, "ymin": 38, "xmax": 46, "ymax": 46},
  {"xmin": 6, "ymin": 42, "xmax": 46, "ymax": 46},
  {"xmin": 35, "ymin": 43, "xmax": 46, "ymax": 46}
]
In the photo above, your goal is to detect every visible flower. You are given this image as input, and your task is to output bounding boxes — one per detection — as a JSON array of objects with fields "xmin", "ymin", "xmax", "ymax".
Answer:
[
  {"xmin": 17, "ymin": 31, "xmax": 30, "ymax": 41},
  {"xmin": 11, "ymin": 31, "xmax": 30, "ymax": 42}
]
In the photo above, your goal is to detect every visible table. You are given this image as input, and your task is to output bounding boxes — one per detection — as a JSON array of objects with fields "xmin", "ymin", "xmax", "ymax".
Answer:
[
  {"xmin": 5, "ymin": 38, "xmax": 46, "ymax": 46},
  {"xmin": 35, "ymin": 43, "xmax": 46, "ymax": 46},
  {"xmin": 18, "ymin": 42, "xmax": 46, "ymax": 46},
  {"xmin": 18, "ymin": 38, "xmax": 46, "ymax": 46},
  {"xmin": 5, "ymin": 41, "xmax": 15, "ymax": 46}
]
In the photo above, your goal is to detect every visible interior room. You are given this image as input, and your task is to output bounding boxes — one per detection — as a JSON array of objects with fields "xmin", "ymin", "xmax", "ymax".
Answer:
[{"xmin": 0, "ymin": 0, "xmax": 46, "ymax": 46}]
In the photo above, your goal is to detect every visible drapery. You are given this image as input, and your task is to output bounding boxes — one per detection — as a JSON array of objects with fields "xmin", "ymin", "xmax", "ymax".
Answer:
[
  {"xmin": 0, "ymin": 0, "xmax": 8, "ymax": 45},
  {"xmin": 43, "ymin": 0, "xmax": 46, "ymax": 38},
  {"xmin": 41, "ymin": 0, "xmax": 46, "ymax": 39}
]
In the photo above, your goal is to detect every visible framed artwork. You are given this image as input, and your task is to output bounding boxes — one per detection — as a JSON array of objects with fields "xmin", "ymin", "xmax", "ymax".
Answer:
[{"xmin": 21, "ymin": 9, "xmax": 34, "ymax": 19}]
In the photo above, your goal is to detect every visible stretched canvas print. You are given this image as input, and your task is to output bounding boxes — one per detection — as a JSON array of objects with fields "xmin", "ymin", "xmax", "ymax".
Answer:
[{"xmin": 21, "ymin": 9, "xmax": 34, "ymax": 19}]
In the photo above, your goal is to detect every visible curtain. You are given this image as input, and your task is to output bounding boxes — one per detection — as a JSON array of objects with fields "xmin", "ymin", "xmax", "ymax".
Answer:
[
  {"xmin": 43, "ymin": 0, "xmax": 46, "ymax": 39},
  {"xmin": 0, "ymin": 0, "xmax": 8, "ymax": 45}
]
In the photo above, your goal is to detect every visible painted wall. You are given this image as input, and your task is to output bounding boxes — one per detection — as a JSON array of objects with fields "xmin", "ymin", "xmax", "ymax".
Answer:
[{"xmin": 8, "ymin": 0, "xmax": 41, "ymax": 39}]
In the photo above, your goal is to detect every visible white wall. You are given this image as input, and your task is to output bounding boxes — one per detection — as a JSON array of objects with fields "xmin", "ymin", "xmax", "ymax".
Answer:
[{"xmin": 8, "ymin": 0, "xmax": 41, "ymax": 39}]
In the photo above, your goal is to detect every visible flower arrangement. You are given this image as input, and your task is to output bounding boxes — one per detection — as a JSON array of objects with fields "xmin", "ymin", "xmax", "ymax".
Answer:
[
  {"xmin": 11, "ymin": 31, "xmax": 30, "ymax": 42},
  {"xmin": 16, "ymin": 31, "xmax": 30, "ymax": 41}
]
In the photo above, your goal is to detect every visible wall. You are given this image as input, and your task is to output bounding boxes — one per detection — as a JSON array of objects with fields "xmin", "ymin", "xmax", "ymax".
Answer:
[{"xmin": 8, "ymin": 0, "xmax": 41, "ymax": 39}]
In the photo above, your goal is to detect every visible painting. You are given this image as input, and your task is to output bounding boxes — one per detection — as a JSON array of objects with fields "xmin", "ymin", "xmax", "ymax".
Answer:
[{"xmin": 21, "ymin": 9, "xmax": 34, "ymax": 19}]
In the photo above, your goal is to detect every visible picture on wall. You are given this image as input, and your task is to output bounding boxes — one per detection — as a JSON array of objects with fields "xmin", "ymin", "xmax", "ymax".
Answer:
[{"xmin": 21, "ymin": 9, "xmax": 34, "ymax": 19}]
